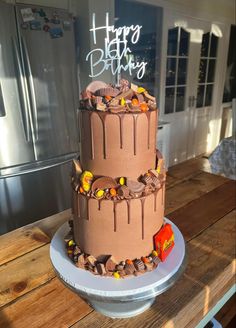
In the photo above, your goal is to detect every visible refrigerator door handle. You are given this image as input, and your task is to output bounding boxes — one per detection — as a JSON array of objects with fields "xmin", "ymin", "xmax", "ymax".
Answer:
[
  {"xmin": 21, "ymin": 36, "xmax": 38, "ymax": 141},
  {"xmin": 12, "ymin": 37, "xmax": 31, "ymax": 142}
]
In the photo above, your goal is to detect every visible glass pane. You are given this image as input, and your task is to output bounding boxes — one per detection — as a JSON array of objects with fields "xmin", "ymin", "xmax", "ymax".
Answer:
[
  {"xmin": 166, "ymin": 58, "xmax": 176, "ymax": 85},
  {"xmin": 167, "ymin": 28, "xmax": 178, "ymax": 56},
  {"xmin": 177, "ymin": 58, "xmax": 187, "ymax": 84},
  {"xmin": 210, "ymin": 34, "xmax": 218, "ymax": 57},
  {"xmin": 176, "ymin": 87, "xmax": 185, "ymax": 112},
  {"xmin": 207, "ymin": 59, "xmax": 216, "ymax": 82},
  {"xmin": 205, "ymin": 84, "xmax": 213, "ymax": 106},
  {"xmin": 198, "ymin": 59, "xmax": 207, "ymax": 83},
  {"xmin": 196, "ymin": 85, "xmax": 205, "ymax": 108},
  {"xmin": 201, "ymin": 32, "xmax": 210, "ymax": 57},
  {"xmin": 165, "ymin": 87, "xmax": 175, "ymax": 114},
  {"xmin": 179, "ymin": 28, "xmax": 189, "ymax": 56}
]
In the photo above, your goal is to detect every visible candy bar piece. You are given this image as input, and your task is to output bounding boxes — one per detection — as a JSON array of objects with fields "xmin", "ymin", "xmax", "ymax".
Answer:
[
  {"xmin": 124, "ymin": 263, "xmax": 136, "ymax": 275},
  {"xmin": 148, "ymin": 169, "xmax": 159, "ymax": 178},
  {"xmin": 134, "ymin": 259, "xmax": 145, "ymax": 271},
  {"xmin": 147, "ymin": 100, "xmax": 157, "ymax": 111},
  {"xmin": 140, "ymin": 174, "xmax": 153, "ymax": 185},
  {"xmin": 151, "ymin": 176, "xmax": 161, "ymax": 189},
  {"xmin": 117, "ymin": 185, "xmax": 130, "ymax": 198},
  {"xmin": 105, "ymin": 255, "xmax": 118, "ymax": 272},
  {"xmin": 116, "ymin": 264, "xmax": 124, "ymax": 271},
  {"xmin": 145, "ymin": 262, "xmax": 154, "ymax": 272},
  {"xmin": 87, "ymin": 255, "xmax": 97, "ymax": 267},
  {"xmin": 109, "ymin": 106, "xmax": 126, "ymax": 113},
  {"xmin": 152, "ymin": 256, "xmax": 161, "ymax": 267},
  {"xmin": 76, "ymin": 254, "xmax": 85, "ymax": 269},
  {"xmin": 96, "ymin": 263, "xmax": 107, "ymax": 275},
  {"xmin": 86, "ymin": 80, "xmax": 108, "ymax": 94},
  {"xmin": 136, "ymin": 93, "xmax": 144, "ymax": 103},
  {"xmin": 111, "ymin": 89, "xmax": 134, "ymax": 102}
]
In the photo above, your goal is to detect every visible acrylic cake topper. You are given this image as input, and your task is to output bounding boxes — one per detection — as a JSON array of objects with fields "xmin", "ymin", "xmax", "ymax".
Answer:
[{"xmin": 86, "ymin": 12, "xmax": 147, "ymax": 80}]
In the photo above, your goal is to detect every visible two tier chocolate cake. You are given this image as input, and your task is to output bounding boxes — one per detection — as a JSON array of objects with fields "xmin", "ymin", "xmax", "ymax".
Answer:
[{"xmin": 66, "ymin": 79, "xmax": 174, "ymax": 278}]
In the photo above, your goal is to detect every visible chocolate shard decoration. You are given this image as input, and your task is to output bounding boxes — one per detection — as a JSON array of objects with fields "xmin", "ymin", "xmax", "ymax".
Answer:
[
  {"xmin": 131, "ymin": 83, "xmax": 138, "ymax": 92},
  {"xmin": 105, "ymin": 255, "xmax": 118, "ymax": 272},
  {"xmin": 96, "ymin": 263, "xmax": 107, "ymax": 275},
  {"xmin": 152, "ymin": 256, "xmax": 161, "ymax": 267},
  {"xmin": 126, "ymin": 179, "xmax": 145, "ymax": 193},
  {"xmin": 117, "ymin": 185, "xmax": 130, "ymax": 198},
  {"xmin": 91, "ymin": 177, "xmax": 118, "ymax": 192},
  {"xmin": 86, "ymin": 255, "xmax": 97, "ymax": 267},
  {"xmin": 124, "ymin": 263, "xmax": 136, "ymax": 275},
  {"xmin": 136, "ymin": 93, "xmax": 144, "ymax": 103},
  {"xmin": 72, "ymin": 159, "xmax": 82, "ymax": 177},
  {"xmin": 144, "ymin": 91, "xmax": 156, "ymax": 103},
  {"xmin": 110, "ymin": 89, "xmax": 134, "ymax": 102},
  {"xmin": 86, "ymin": 80, "xmax": 108, "ymax": 93},
  {"xmin": 134, "ymin": 259, "xmax": 146, "ymax": 271}
]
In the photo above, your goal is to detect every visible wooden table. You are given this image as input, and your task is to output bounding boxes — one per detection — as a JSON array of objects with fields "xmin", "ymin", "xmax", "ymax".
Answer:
[{"xmin": 0, "ymin": 157, "xmax": 235, "ymax": 328}]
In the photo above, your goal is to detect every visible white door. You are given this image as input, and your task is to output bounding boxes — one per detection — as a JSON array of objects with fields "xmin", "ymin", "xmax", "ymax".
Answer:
[{"xmin": 160, "ymin": 12, "xmax": 226, "ymax": 165}]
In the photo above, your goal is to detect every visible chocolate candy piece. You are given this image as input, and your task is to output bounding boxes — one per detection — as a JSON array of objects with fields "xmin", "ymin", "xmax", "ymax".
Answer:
[
  {"xmin": 124, "ymin": 263, "xmax": 136, "ymax": 275},
  {"xmin": 73, "ymin": 245, "xmax": 81, "ymax": 256},
  {"xmin": 145, "ymin": 262, "xmax": 154, "ymax": 272},
  {"xmin": 87, "ymin": 255, "xmax": 97, "ymax": 267},
  {"xmin": 96, "ymin": 263, "xmax": 107, "ymax": 275},
  {"xmin": 86, "ymin": 81, "xmax": 108, "ymax": 94},
  {"xmin": 126, "ymin": 179, "xmax": 145, "ymax": 194},
  {"xmin": 76, "ymin": 254, "xmax": 85, "ymax": 269},
  {"xmin": 134, "ymin": 259, "xmax": 145, "ymax": 271},
  {"xmin": 151, "ymin": 176, "xmax": 161, "ymax": 189},
  {"xmin": 91, "ymin": 177, "xmax": 118, "ymax": 192},
  {"xmin": 95, "ymin": 87, "xmax": 120, "ymax": 97},
  {"xmin": 109, "ymin": 106, "xmax": 126, "ymax": 113},
  {"xmin": 140, "ymin": 174, "xmax": 153, "ymax": 185},
  {"xmin": 117, "ymin": 185, "xmax": 130, "ymax": 198},
  {"xmin": 152, "ymin": 256, "xmax": 161, "ymax": 267},
  {"xmin": 105, "ymin": 255, "xmax": 118, "ymax": 272}
]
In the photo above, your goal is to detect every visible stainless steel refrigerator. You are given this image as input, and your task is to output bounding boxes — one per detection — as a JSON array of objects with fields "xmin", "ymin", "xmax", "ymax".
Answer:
[{"xmin": 0, "ymin": 2, "xmax": 79, "ymax": 234}]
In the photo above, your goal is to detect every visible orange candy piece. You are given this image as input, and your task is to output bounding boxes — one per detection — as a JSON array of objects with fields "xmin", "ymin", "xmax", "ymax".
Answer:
[
  {"xmin": 105, "ymin": 95, "xmax": 112, "ymax": 101},
  {"xmin": 79, "ymin": 186, "xmax": 85, "ymax": 193},
  {"xmin": 126, "ymin": 259, "xmax": 133, "ymax": 265},
  {"xmin": 140, "ymin": 102, "xmax": 148, "ymax": 112},
  {"xmin": 110, "ymin": 188, "xmax": 117, "ymax": 196},
  {"xmin": 131, "ymin": 98, "xmax": 139, "ymax": 106},
  {"xmin": 141, "ymin": 256, "xmax": 149, "ymax": 263}
]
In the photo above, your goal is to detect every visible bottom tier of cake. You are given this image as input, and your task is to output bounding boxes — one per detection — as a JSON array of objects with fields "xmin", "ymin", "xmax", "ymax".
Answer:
[{"xmin": 72, "ymin": 185, "xmax": 165, "ymax": 262}]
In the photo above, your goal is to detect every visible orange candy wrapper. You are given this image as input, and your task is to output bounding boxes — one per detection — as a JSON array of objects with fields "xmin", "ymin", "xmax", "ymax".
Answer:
[{"xmin": 154, "ymin": 223, "xmax": 175, "ymax": 261}]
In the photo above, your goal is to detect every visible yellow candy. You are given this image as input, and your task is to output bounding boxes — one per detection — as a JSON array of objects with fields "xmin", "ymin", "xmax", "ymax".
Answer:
[
  {"xmin": 95, "ymin": 189, "xmax": 104, "ymax": 198},
  {"xmin": 152, "ymin": 250, "xmax": 158, "ymax": 257},
  {"xmin": 68, "ymin": 239, "xmax": 75, "ymax": 247},
  {"xmin": 80, "ymin": 171, "xmax": 93, "ymax": 192},
  {"xmin": 119, "ymin": 177, "xmax": 125, "ymax": 185},
  {"xmin": 113, "ymin": 271, "xmax": 120, "ymax": 279},
  {"xmin": 120, "ymin": 97, "xmax": 126, "ymax": 106},
  {"xmin": 137, "ymin": 87, "xmax": 146, "ymax": 93},
  {"xmin": 156, "ymin": 166, "xmax": 161, "ymax": 174}
]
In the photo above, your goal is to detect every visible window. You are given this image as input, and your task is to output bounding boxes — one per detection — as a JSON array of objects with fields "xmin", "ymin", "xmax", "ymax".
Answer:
[
  {"xmin": 196, "ymin": 33, "xmax": 219, "ymax": 108},
  {"xmin": 165, "ymin": 27, "xmax": 190, "ymax": 114}
]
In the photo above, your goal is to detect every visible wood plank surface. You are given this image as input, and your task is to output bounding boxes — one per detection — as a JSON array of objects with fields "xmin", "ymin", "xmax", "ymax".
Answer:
[
  {"xmin": 167, "ymin": 180, "xmax": 236, "ymax": 241},
  {"xmin": 0, "ymin": 244, "xmax": 55, "ymax": 307},
  {"xmin": 215, "ymin": 294, "xmax": 236, "ymax": 327},
  {"xmin": 72, "ymin": 210, "xmax": 235, "ymax": 328},
  {"xmin": 165, "ymin": 171, "xmax": 228, "ymax": 215},
  {"xmin": 0, "ymin": 278, "xmax": 92, "ymax": 328},
  {"xmin": 0, "ymin": 227, "xmax": 50, "ymax": 266}
]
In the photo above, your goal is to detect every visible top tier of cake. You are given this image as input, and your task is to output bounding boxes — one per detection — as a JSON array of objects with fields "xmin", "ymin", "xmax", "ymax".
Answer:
[{"xmin": 79, "ymin": 80, "xmax": 158, "ymax": 180}]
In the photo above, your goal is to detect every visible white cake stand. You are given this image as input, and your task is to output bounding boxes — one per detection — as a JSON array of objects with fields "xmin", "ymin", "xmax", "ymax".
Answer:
[{"xmin": 50, "ymin": 218, "xmax": 186, "ymax": 318}]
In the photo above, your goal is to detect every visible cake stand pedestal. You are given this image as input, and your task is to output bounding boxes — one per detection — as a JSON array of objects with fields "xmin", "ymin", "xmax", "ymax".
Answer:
[{"xmin": 50, "ymin": 218, "xmax": 186, "ymax": 319}]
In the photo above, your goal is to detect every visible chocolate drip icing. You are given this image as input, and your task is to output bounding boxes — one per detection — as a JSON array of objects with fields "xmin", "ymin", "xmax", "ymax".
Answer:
[
  {"xmin": 162, "ymin": 186, "xmax": 164, "ymax": 205},
  {"xmin": 118, "ymin": 114, "xmax": 125, "ymax": 149},
  {"xmin": 90, "ymin": 112, "xmax": 95, "ymax": 159},
  {"xmin": 140, "ymin": 198, "xmax": 146, "ymax": 240},
  {"xmin": 98, "ymin": 199, "xmax": 102, "ymax": 211},
  {"xmin": 86, "ymin": 198, "xmax": 90, "ymax": 220},
  {"xmin": 133, "ymin": 114, "xmax": 138, "ymax": 155},
  {"xmin": 113, "ymin": 201, "xmax": 117, "ymax": 232},
  {"xmin": 126, "ymin": 199, "xmax": 131, "ymax": 224},
  {"xmin": 145, "ymin": 111, "xmax": 151, "ymax": 149},
  {"xmin": 154, "ymin": 190, "xmax": 158, "ymax": 212},
  {"xmin": 97, "ymin": 112, "xmax": 107, "ymax": 159}
]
